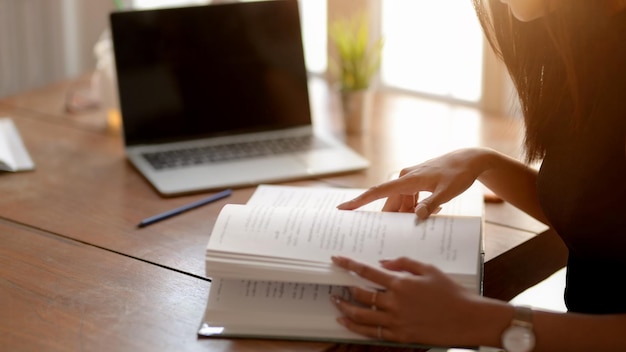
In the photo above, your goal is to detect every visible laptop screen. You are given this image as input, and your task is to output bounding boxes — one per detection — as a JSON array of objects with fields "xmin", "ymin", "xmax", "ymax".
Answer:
[{"xmin": 110, "ymin": 0, "xmax": 311, "ymax": 146}]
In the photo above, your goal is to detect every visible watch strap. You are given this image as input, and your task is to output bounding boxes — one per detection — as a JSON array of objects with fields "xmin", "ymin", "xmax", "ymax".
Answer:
[{"xmin": 512, "ymin": 305, "xmax": 534, "ymax": 328}]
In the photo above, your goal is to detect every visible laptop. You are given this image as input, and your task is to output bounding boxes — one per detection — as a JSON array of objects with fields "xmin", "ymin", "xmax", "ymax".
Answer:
[{"xmin": 109, "ymin": 0, "xmax": 369, "ymax": 196}]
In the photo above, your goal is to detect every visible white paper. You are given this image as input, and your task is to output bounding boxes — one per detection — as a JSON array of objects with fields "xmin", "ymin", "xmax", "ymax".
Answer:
[
  {"xmin": 206, "ymin": 279, "xmax": 348, "ymax": 322},
  {"xmin": 246, "ymin": 184, "xmax": 386, "ymax": 211},
  {"xmin": 202, "ymin": 279, "xmax": 367, "ymax": 340},
  {"xmin": 207, "ymin": 204, "xmax": 482, "ymax": 279},
  {"xmin": 248, "ymin": 183, "xmax": 484, "ymax": 217},
  {"xmin": 0, "ymin": 118, "xmax": 35, "ymax": 172}
]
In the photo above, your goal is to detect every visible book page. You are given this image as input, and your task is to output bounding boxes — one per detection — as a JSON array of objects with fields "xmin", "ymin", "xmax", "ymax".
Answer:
[
  {"xmin": 435, "ymin": 183, "xmax": 484, "ymax": 217},
  {"xmin": 246, "ymin": 184, "xmax": 386, "ymax": 211},
  {"xmin": 247, "ymin": 183, "xmax": 483, "ymax": 216},
  {"xmin": 0, "ymin": 119, "xmax": 16, "ymax": 171},
  {"xmin": 0, "ymin": 118, "xmax": 35, "ymax": 172},
  {"xmin": 208, "ymin": 204, "xmax": 481, "ymax": 274},
  {"xmin": 206, "ymin": 278, "xmax": 348, "ymax": 320},
  {"xmin": 201, "ymin": 278, "xmax": 368, "ymax": 340}
]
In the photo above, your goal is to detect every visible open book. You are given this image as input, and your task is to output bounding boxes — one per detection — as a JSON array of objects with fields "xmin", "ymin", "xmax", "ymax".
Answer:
[
  {"xmin": 0, "ymin": 118, "xmax": 35, "ymax": 172},
  {"xmin": 199, "ymin": 184, "xmax": 484, "ymax": 347}
]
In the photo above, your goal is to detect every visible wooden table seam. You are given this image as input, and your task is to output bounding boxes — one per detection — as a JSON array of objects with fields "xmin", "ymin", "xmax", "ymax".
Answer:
[{"xmin": 0, "ymin": 216, "xmax": 211, "ymax": 283}]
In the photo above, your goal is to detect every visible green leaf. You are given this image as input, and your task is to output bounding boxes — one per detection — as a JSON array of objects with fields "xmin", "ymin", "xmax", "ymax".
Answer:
[{"xmin": 329, "ymin": 12, "xmax": 384, "ymax": 91}]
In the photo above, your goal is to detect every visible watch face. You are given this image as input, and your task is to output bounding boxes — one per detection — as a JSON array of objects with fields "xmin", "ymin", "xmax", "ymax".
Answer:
[{"xmin": 502, "ymin": 325, "xmax": 536, "ymax": 352}]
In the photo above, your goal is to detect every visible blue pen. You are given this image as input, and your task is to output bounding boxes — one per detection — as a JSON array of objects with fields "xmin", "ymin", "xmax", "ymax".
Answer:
[{"xmin": 137, "ymin": 189, "xmax": 233, "ymax": 228}]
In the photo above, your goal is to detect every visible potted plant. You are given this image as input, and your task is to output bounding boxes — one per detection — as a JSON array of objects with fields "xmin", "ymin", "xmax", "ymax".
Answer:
[{"xmin": 329, "ymin": 12, "xmax": 384, "ymax": 134}]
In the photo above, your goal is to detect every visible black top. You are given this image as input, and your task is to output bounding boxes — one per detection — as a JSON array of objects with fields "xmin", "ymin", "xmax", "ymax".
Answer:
[{"xmin": 536, "ymin": 10, "xmax": 626, "ymax": 314}]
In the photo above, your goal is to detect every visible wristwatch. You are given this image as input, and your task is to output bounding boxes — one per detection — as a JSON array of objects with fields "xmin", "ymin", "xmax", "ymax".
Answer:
[{"xmin": 501, "ymin": 305, "xmax": 536, "ymax": 352}]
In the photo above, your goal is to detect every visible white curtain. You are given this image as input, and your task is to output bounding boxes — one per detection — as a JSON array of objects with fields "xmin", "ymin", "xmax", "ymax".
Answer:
[
  {"xmin": 0, "ymin": 0, "xmax": 68, "ymax": 98},
  {"xmin": 0, "ymin": 0, "xmax": 115, "ymax": 99}
]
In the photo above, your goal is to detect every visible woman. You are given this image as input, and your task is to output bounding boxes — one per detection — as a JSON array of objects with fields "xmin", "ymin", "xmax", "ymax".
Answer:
[{"xmin": 330, "ymin": 0, "xmax": 626, "ymax": 350}]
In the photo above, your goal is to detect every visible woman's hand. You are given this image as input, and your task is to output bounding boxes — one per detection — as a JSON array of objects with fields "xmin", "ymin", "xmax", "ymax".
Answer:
[
  {"xmin": 337, "ymin": 148, "xmax": 492, "ymax": 219},
  {"xmin": 330, "ymin": 256, "xmax": 497, "ymax": 347}
]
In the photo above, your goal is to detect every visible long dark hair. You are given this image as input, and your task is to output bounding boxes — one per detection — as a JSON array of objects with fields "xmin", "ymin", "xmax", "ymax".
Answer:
[{"xmin": 473, "ymin": 0, "xmax": 617, "ymax": 162}]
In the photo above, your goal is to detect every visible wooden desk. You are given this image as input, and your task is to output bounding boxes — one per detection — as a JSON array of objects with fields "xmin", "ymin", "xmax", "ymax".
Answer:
[
  {"xmin": 0, "ymin": 219, "xmax": 335, "ymax": 351},
  {"xmin": 0, "ymin": 75, "xmax": 565, "ymax": 351}
]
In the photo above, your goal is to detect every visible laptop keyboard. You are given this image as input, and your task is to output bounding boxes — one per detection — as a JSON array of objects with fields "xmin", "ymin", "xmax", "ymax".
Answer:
[{"xmin": 142, "ymin": 135, "xmax": 326, "ymax": 170}]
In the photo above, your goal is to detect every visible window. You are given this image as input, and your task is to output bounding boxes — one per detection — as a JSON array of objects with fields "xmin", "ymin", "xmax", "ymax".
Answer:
[
  {"xmin": 128, "ymin": 1, "xmax": 509, "ymax": 112},
  {"xmin": 298, "ymin": 0, "xmax": 326, "ymax": 74},
  {"xmin": 380, "ymin": 1, "xmax": 484, "ymax": 104},
  {"xmin": 131, "ymin": 0, "xmax": 325, "ymax": 74}
]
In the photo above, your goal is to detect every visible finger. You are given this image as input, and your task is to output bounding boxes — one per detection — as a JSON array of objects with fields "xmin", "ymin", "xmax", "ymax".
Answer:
[
  {"xmin": 381, "ymin": 194, "xmax": 403, "ymax": 212},
  {"xmin": 379, "ymin": 256, "xmax": 435, "ymax": 276},
  {"xmin": 415, "ymin": 179, "xmax": 475, "ymax": 219},
  {"xmin": 331, "ymin": 295, "xmax": 386, "ymax": 326},
  {"xmin": 336, "ymin": 316, "xmax": 389, "ymax": 341},
  {"xmin": 398, "ymin": 194, "xmax": 417, "ymax": 213},
  {"xmin": 414, "ymin": 200, "xmax": 435, "ymax": 219},
  {"xmin": 414, "ymin": 193, "xmax": 445, "ymax": 219},
  {"xmin": 331, "ymin": 256, "xmax": 394, "ymax": 287},
  {"xmin": 349, "ymin": 286, "xmax": 388, "ymax": 310},
  {"xmin": 337, "ymin": 179, "xmax": 419, "ymax": 210}
]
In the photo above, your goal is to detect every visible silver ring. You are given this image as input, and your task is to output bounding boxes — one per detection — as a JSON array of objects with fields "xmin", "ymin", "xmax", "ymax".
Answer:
[{"xmin": 377, "ymin": 325, "xmax": 382, "ymax": 340}]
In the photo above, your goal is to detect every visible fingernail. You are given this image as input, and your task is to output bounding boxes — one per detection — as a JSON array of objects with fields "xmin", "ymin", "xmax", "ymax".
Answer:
[
  {"xmin": 331, "ymin": 256, "xmax": 342, "ymax": 264},
  {"xmin": 415, "ymin": 204, "xmax": 430, "ymax": 219},
  {"xmin": 330, "ymin": 295, "xmax": 341, "ymax": 305}
]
